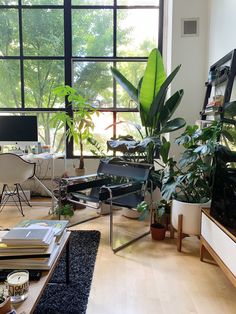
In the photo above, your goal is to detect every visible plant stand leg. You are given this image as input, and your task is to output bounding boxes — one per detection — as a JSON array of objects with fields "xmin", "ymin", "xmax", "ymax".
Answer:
[
  {"xmin": 200, "ymin": 241, "xmax": 205, "ymax": 262},
  {"xmin": 177, "ymin": 214, "xmax": 183, "ymax": 252},
  {"xmin": 170, "ymin": 224, "xmax": 175, "ymax": 238}
]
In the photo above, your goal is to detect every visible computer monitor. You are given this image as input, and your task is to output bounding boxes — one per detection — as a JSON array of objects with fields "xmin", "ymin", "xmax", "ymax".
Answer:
[{"xmin": 0, "ymin": 115, "xmax": 38, "ymax": 145}]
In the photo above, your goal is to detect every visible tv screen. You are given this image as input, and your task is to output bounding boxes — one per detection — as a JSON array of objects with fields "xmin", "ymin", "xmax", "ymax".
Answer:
[{"xmin": 0, "ymin": 115, "xmax": 38, "ymax": 144}]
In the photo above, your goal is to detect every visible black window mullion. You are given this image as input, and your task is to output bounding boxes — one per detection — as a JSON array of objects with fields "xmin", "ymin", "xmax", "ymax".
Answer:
[
  {"xmin": 64, "ymin": 0, "xmax": 73, "ymax": 158},
  {"xmin": 18, "ymin": 0, "xmax": 25, "ymax": 109}
]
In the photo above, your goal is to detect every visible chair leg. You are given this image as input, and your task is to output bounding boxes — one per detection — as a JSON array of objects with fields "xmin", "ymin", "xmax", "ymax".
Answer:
[
  {"xmin": 18, "ymin": 184, "xmax": 32, "ymax": 207},
  {"xmin": 15, "ymin": 184, "xmax": 24, "ymax": 216},
  {"xmin": 0, "ymin": 184, "xmax": 7, "ymax": 213},
  {"xmin": 177, "ymin": 214, "xmax": 183, "ymax": 252}
]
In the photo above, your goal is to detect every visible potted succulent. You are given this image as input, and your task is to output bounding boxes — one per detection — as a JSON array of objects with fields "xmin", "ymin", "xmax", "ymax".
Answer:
[
  {"xmin": 0, "ymin": 288, "xmax": 12, "ymax": 314},
  {"xmin": 137, "ymin": 199, "xmax": 171, "ymax": 240},
  {"xmin": 161, "ymin": 121, "xmax": 225, "ymax": 240},
  {"xmin": 51, "ymin": 85, "xmax": 99, "ymax": 174}
]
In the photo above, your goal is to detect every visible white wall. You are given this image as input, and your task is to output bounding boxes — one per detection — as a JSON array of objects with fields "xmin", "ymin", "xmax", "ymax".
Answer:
[
  {"xmin": 165, "ymin": 0, "xmax": 209, "ymax": 157},
  {"xmin": 208, "ymin": 0, "xmax": 236, "ymax": 66}
]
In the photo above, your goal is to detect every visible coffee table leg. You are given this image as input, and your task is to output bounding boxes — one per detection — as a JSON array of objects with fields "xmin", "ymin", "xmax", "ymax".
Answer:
[{"xmin": 66, "ymin": 240, "xmax": 70, "ymax": 284}]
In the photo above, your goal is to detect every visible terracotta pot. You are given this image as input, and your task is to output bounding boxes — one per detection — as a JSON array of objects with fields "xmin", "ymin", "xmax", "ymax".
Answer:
[
  {"xmin": 150, "ymin": 223, "xmax": 166, "ymax": 240},
  {"xmin": 0, "ymin": 297, "xmax": 12, "ymax": 314}
]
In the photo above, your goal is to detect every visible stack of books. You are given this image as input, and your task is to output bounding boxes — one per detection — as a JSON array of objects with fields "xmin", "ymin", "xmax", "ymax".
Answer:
[{"xmin": 0, "ymin": 220, "xmax": 68, "ymax": 270}]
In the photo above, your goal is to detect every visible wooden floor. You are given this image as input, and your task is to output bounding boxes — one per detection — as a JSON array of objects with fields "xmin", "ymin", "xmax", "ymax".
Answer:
[{"xmin": 1, "ymin": 201, "xmax": 236, "ymax": 314}]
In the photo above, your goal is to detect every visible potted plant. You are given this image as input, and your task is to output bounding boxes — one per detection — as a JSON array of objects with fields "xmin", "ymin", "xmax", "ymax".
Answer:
[
  {"xmin": 0, "ymin": 287, "xmax": 12, "ymax": 314},
  {"xmin": 55, "ymin": 203, "xmax": 74, "ymax": 220},
  {"xmin": 137, "ymin": 199, "xmax": 171, "ymax": 240},
  {"xmin": 51, "ymin": 85, "xmax": 99, "ymax": 174},
  {"xmin": 110, "ymin": 48, "xmax": 186, "ymax": 168},
  {"xmin": 160, "ymin": 121, "xmax": 227, "ymax": 249}
]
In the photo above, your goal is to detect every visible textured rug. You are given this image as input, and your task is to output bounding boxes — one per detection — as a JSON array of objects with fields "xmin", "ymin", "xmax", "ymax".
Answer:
[{"xmin": 34, "ymin": 230, "xmax": 101, "ymax": 314}]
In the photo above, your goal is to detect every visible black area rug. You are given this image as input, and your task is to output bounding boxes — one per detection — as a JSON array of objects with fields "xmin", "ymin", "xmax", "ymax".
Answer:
[{"xmin": 34, "ymin": 230, "xmax": 101, "ymax": 314}]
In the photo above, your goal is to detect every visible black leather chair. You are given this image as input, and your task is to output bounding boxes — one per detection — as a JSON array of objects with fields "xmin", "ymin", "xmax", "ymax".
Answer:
[{"xmin": 59, "ymin": 159, "xmax": 153, "ymax": 252}]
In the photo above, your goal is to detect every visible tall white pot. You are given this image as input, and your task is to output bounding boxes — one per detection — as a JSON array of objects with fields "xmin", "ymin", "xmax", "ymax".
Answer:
[{"xmin": 171, "ymin": 199, "xmax": 210, "ymax": 236}]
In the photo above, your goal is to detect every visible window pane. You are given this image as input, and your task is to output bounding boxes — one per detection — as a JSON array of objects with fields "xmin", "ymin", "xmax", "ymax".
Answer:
[
  {"xmin": 117, "ymin": 9, "xmax": 159, "ymax": 56},
  {"xmin": 116, "ymin": 112, "xmax": 144, "ymax": 140},
  {"xmin": 72, "ymin": 9, "xmax": 113, "ymax": 57},
  {"xmin": 118, "ymin": 0, "xmax": 159, "ymax": 5},
  {"xmin": 73, "ymin": 62, "xmax": 113, "ymax": 108},
  {"xmin": 0, "ymin": 9, "xmax": 19, "ymax": 56},
  {"xmin": 22, "ymin": 0, "xmax": 63, "ymax": 4},
  {"xmin": 22, "ymin": 9, "xmax": 64, "ymax": 56},
  {"xmin": 0, "ymin": 60, "xmax": 21, "ymax": 108},
  {"xmin": 0, "ymin": 1, "xmax": 18, "ymax": 4},
  {"xmin": 37, "ymin": 112, "xmax": 65, "ymax": 153},
  {"xmin": 116, "ymin": 62, "xmax": 146, "ymax": 108},
  {"xmin": 72, "ymin": 0, "xmax": 112, "ymax": 4},
  {"xmin": 74, "ymin": 112, "xmax": 113, "ymax": 156},
  {"xmin": 24, "ymin": 60, "xmax": 65, "ymax": 109}
]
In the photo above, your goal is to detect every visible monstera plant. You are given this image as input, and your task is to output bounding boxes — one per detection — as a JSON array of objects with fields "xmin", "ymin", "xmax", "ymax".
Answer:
[{"xmin": 110, "ymin": 48, "xmax": 186, "ymax": 165}]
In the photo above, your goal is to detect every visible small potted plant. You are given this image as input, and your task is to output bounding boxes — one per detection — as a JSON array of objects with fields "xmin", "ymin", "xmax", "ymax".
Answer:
[
  {"xmin": 0, "ymin": 287, "xmax": 12, "ymax": 314},
  {"xmin": 137, "ymin": 199, "xmax": 171, "ymax": 240},
  {"xmin": 56, "ymin": 203, "xmax": 74, "ymax": 220}
]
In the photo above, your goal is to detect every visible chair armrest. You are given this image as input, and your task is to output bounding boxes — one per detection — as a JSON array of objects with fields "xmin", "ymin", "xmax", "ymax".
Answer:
[
  {"xmin": 99, "ymin": 181, "xmax": 143, "ymax": 201},
  {"xmin": 66, "ymin": 177, "xmax": 112, "ymax": 193}
]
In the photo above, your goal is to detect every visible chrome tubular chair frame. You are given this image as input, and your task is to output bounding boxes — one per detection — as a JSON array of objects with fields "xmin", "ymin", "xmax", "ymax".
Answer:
[{"xmin": 59, "ymin": 160, "xmax": 153, "ymax": 253}]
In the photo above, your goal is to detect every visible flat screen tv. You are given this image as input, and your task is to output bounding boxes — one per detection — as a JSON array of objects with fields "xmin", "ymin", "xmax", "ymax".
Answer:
[{"xmin": 0, "ymin": 115, "xmax": 38, "ymax": 145}]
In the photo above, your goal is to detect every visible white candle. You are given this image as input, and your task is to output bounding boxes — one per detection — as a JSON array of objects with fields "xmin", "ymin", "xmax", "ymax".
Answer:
[{"xmin": 7, "ymin": 270, "xmax": 29, "ymax": 303}]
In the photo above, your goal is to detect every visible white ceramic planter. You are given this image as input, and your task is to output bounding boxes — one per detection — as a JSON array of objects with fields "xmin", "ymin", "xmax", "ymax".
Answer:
[{"xmin": 171, "ymin": 199, "xmax": 210, "ymax": 236}]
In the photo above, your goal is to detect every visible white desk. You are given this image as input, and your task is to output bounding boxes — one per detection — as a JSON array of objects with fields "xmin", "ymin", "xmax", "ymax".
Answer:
[{"xmin": 22, "ymin": 153, "xmax": 66, "ymax": 213}]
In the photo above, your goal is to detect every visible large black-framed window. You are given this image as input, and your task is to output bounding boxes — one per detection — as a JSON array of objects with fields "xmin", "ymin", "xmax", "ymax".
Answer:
[{"xmin": 0, "ymin": 0, "xmax": 163, "ymax": 158}]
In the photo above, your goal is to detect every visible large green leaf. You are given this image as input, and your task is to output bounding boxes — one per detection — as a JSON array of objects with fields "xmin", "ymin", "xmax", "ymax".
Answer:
[
  {"xmin": 110, "ymin": 67, "xmax": 139, "ymax": 104},
  {"xmin": 223, "ymin": 101, "xmax": 236, "ymax": 117},
  {"xmin": 159, "ymin": 117, "xmax": 186, "ymax": 134},
  {"xmin": 139, "ymin": 48, "xmax": 166, "ymax": 115},
  {"xmin": 159, "ymin": 89, "xmax": 184, "ymax": 125},
  {"xmin": 147, "ymin": 65, "xmax": 181, "ymax": 124}
]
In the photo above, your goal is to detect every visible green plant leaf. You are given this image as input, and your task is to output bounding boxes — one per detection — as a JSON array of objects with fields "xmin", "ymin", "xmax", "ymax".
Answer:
[
  {"xmin": 110, "ymin": 67, "xmax": 139, "ymax": 104},
  {"xmin": 159, "ymin": 117, "xmax": 186, "ymax": 134},
  {"xmin": 147, "ymin": 64, "xmax": 181, "ymax": 125},
  {"xmin": 160, "ymin": 138, "xmax": 170, "ymax": 163},
  {"xmin": 159, "ymin": 89, "xmax": 184, "ymax": 124},
  {"xmin": 223, "ymin": 101, "xmax": 236, "ymax": 117},
  {"xmin": 139, "ymin": 48, "xmax": 166, "ymax": 115}
]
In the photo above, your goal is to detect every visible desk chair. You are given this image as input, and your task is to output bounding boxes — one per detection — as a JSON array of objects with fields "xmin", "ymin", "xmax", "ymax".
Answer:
[
  {"xmin": 59, "ymin": 159, "xmax": 153, "ymax": 252},
  {"xmin": 0, "ymin": 153, "xmax": 36, "ymax": 216}
]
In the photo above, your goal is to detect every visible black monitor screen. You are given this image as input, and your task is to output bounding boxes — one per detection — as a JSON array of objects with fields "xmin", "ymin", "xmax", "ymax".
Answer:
[{"xmin": 0, "ymin": 115, "xmax": 38, "ymax": 143}]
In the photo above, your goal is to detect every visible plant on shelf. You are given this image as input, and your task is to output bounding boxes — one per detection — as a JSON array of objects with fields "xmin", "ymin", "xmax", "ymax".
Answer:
[
  {"xmin": 137, "ymin": 199, "xmax": 171, "ymax": 240},
  {"xmin": 51, "ymin": 85, "xmax": 99, "ymax": 172},
  {"xmin": 110, "ymin": 48, "xmax": 186, "ymax": 170}
]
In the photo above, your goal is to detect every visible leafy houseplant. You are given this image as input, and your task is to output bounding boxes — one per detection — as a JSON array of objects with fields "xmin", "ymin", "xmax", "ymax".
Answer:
[
  {"xmin": 160, "ymin": 121, "xmax": 231, "ymax": 239},
  {"xmin": 137, "ymin": 199, "xmax": 171, "ymax": 240},
  {"xmin": 110, "ymin": 48, "xmax": 186, "ymax": 166},
  {"xmin": 51, "ymin": 85, "xmax": 99, "ymax": 170},
  {"xmin": 56, "ymin": 204, "xmax": 74, "ymax": 219}
]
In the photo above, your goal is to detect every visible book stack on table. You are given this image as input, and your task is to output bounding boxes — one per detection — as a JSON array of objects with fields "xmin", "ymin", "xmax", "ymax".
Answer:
[{"xmin": 0, "ymin": 220, "xmax": 68, "ymax": 270}]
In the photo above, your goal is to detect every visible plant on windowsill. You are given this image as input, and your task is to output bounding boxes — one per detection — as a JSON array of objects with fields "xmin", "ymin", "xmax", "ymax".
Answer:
[
  {"xmin": 51, "ymin": 85, "xmax": 99, "ymax": 174},
  {"xmin": 137, "ymin": 199, "xmax": 171, "ymax": 240},
  {"xmin": 0, "ymin": 287, "xmax": 12, "ymax": 314}
]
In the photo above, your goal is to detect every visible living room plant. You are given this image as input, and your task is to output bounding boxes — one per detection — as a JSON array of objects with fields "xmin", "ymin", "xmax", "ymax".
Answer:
[
  {"xmin": 109, "ymin": 48, "xmax": 186, "ymax": 168},
  {"xmin": 137, "ymin": 199, "xmax": 171, "ymax": 240},
  {"xmin": 160, "ymin": 121, "xmax": 233, "ymax": 238},
  {"xmin": 51, "ymin": 85, "xmax": 99, "ymax": 172}
]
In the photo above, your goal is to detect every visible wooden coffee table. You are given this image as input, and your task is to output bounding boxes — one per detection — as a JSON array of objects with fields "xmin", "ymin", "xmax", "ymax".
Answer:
[{"xmin": 14, "ymin": 231, "xmax": 71, "ymax": 314}]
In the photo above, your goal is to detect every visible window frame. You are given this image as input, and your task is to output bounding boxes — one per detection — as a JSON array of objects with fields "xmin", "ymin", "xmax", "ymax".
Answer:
[{"xmin": 0, "ymin": 0, "xmax": 163, "ymax": 158}]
